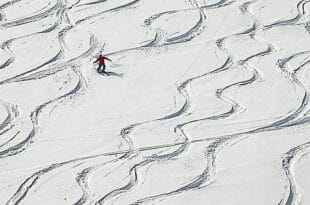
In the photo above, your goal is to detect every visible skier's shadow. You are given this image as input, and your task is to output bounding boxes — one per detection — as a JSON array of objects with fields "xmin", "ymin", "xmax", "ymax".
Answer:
[{"xmin": 98, "ymin": 71, "xmax": 124, "ymax": 77}]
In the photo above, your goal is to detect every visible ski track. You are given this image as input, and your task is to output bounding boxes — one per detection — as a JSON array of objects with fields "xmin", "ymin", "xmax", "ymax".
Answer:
[
  {"xmin": 1, "ymin": 0, "xmax": 310, "ymax": 204},
  {"xmin": 129, "ymin": 0, "xmax": 310, "ymax": 203},
  {"xmin": 279, "ymin": 142, "xmax": 310, "ymax": 205}
]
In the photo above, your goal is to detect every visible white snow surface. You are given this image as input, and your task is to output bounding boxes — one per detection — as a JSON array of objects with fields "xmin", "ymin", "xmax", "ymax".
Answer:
[{"xmin": 0, "ymin": 0, "xmax": 310, "ymax": 204}]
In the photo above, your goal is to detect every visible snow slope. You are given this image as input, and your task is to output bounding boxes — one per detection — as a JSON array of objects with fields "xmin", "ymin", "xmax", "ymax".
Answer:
[{"xmin": 0, "ymin": 0, "xmax": 310, "ymax": 204}]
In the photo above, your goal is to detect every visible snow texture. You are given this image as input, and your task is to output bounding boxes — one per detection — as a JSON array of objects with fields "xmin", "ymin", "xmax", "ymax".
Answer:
[{"xmin": 0, "ymin": 0, "xmax": 310, "ymax": 204}]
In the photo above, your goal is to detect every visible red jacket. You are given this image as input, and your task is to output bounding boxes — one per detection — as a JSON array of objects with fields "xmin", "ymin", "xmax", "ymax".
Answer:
[{"xmin": 96, "ymin": 56, "xmax": 111, "ymax": 64}]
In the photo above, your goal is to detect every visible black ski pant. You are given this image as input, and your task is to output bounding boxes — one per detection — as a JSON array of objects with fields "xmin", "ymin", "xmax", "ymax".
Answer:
[{"xmin": 97, "ymin": 63, "xmax": 106, "ymax": 73}]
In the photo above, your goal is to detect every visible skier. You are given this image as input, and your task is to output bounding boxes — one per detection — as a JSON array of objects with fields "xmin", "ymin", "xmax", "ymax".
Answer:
[{"xmin": 94, "ymin": 54, "xmax": 112, "ymax": 74}]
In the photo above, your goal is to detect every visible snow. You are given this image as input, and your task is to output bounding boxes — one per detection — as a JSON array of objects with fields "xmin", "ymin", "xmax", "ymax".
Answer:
[{"xmin": 0, "ymin": 0, "xmax": 310, "ymax": 204}]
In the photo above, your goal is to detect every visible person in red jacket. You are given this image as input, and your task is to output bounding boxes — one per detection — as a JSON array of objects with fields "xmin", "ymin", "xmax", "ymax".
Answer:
[{"xmin": 94, "ymin": 54, "xmax": 112, "ymax": 73}]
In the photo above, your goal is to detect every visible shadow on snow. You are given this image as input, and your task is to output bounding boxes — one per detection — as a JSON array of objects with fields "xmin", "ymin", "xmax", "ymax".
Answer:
[{"xmin": 98, "ymin": 71, "xmax": 124, "ymax": 77}]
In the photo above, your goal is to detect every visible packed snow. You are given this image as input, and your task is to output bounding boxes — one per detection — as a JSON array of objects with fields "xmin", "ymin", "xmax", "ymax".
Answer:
[{"xmin": 0, "ymin": 0, "xmax": 310, "ymax": 204}]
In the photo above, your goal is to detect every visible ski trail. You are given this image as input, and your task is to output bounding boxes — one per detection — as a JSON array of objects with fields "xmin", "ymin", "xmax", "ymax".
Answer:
[
  {"xmin": 277, "ymin": 52, "xmax": 310, "ymax": 124},
  {"xmin": 76, "ymin": 56, "xmax": 225, "ymax": 204},
  {"xmin": 91, "ymin": 0, "xmax": 209, "ymax": 202},
  {"xmin": 0, "ymin": 0, "xmax": 95, "ymax": 159},
  {"xmin": 131, "ymin": 0, "xmax": 310, "ymax": 203},
  {"xmin": 0, "ymin": 101, "xmax": 18, "ymax": 133},
  {"xmin": 0, "ymin": 0, "xmax": 22, "ymax": 10},
  {"xmin": 0, "ymin": 16, "xmax": 59, "ymax": 72},
  {"xmin": 165, "ymin": 0, "xmax": 207, "ymax": 44},
  {"xmin": 0, "ymin": 0, "xmax": 140, "ymax": 203},
  {"xmin": 4, "ymin": 0, "xmax": 310, "ymax": 204},
  {"xmin": 75, "ymin": 0, "xmax": 142, "ymax": 25},
  {"xmin": 91, "ymin": 1, "xmax": 211, "ymax": 202},
  {"xmin": 1, "ymin": 0, "xmax": 61, "ymax": 28},
  {"xmin": 6, "ymin": 141, "xmax": 199, "ymax": 205},
  {"xmin": 0, "ymin": 1, "xmax": 66, "ymax": 84},
  {"xmin": 94, "ymin": 0, "xmax": 260, "ymax": 203},
  {"xmin": 73, "ymin": 155, "xmax": 128, "ymax": 205},
  {"xmin": 0, "ymin": 0, "xmax": 98, "ymax": 86},
  {"xmin": 0, "ymin": 69, "xmax": 85, "ymax": 158},
  {"xmin": 76, "ymin": 0, "xmax": 108, "ymax": 7},
  {"xmin": 2, "ymin": 0, "xmax": 144, "ymax": 203},
  {"xmin": 0, "ymin": 40, "xmax": 14, "ymax": 69},
  {"xmin": 202, "ymin": 0, "xmax": 235, "ymax": 10},
  {"xmin": 2, "ymin": 0, "xmax": 145, "ymax": 201},
  {"xmin": 6, "ymin": 152, "xmax": 127, "ymax": 205},
  {"xmin": 142, "ymin": 0, "xmax": 234, "ymax": 47},
  {"xmin": 0, "ymin": 29, "xmax": 99, "ymax": 85},
  {"xmin": 131, "ymin": 138, "xmax": 228, "ymax": 205},
  {"xmin": 0, "ymin": 131, "xmax": 20, "ymax": 149},
  {"xmin": 130, "ymin": 72, "xmax": 256, "ymax": 204},
  {"xmin": 130, "ymin": 8, "xmax": 263, "ymax": 205},
  {"xmin": 93, "ymin": 58, "xmax": 231, "ymax": 204},
  {"xmin": 263, "ymin": 0, "xmax": 310, "ymax": 30},
  {"xmin": 279, "ymin": 142, "xmax": 310, "ymax": 205},
  {"xmin": 142, "ymin": 11, "xmax": 176, "ymax": 47},
  {"xmin": 0, "ymin": 101, "xmax": 19, "ymax": 148}
]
